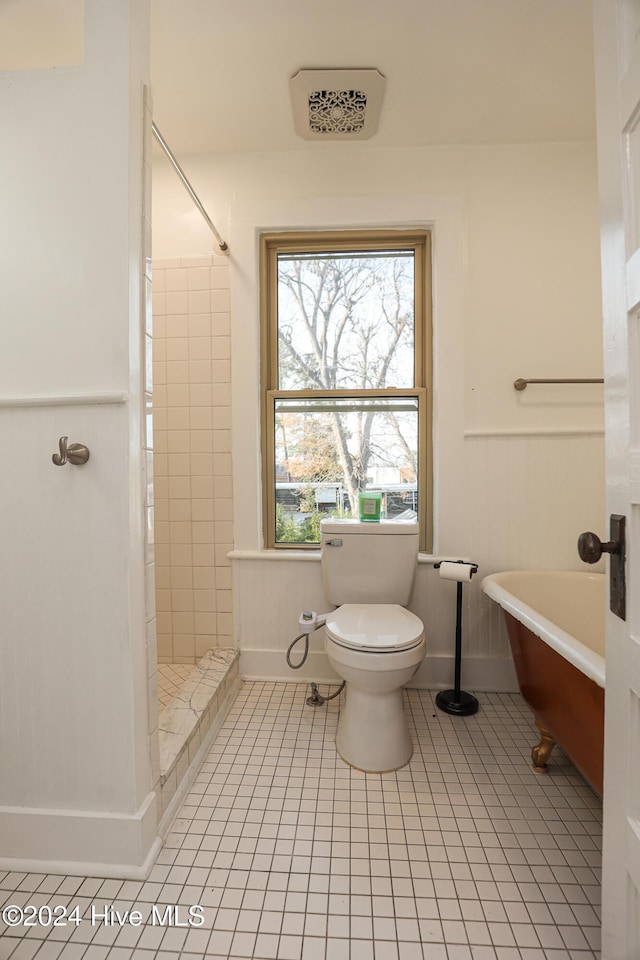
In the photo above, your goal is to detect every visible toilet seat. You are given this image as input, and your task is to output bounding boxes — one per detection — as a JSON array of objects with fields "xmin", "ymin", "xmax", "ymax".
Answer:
[{"xmin": 326, "ymin": 604, "xmax": 424, "ymax": 653}]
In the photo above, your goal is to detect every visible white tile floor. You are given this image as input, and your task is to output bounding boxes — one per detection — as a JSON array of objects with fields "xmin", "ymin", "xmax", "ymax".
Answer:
[{"xmin": 0, "ymin": 682, "xmax": 602, "ymax": 960}]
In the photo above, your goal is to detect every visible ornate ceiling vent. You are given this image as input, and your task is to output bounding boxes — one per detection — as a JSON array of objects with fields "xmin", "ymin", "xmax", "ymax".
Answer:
[{"xmin": 290, "ymin": 69, "xmax": 386, "ymax": 141}]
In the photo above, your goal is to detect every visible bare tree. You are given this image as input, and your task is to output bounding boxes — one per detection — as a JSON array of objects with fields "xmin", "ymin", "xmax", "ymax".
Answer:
[{"xmin": 277, "ymin": 253, "xmax": 415, "ymax": 513}]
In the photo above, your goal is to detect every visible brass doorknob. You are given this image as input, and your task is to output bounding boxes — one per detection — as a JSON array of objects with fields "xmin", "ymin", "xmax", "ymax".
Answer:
[{"xmin": 577, "ymin": 531, "xmax": 621, "ymax": 564}]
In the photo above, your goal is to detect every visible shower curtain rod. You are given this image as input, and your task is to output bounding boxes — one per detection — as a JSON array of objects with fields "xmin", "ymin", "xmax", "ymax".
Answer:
[{"xmin": 152, "ymin": 122, "xmax": 229, "ymax": 253}]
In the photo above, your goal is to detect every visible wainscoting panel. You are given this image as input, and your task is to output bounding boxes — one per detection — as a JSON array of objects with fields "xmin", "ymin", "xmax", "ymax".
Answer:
[
  {"xmin": 233, "ymin": 431, "xmax": 605, "ymax": 691},
  {"xmin": 465, "ymin": 431, "xmax": 605, "ymax": 662}
]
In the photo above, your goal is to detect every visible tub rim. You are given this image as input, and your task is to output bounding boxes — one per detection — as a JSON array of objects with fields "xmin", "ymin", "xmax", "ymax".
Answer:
[{"xmin": 481, "ymin": 570, "xmax": 605, "ymax": 689}]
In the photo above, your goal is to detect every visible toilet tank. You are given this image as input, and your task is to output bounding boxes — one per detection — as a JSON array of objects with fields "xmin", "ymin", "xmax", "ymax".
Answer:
[{"xmin": 321, "ymin": 518, "xmax": 419, "ymax": 605}]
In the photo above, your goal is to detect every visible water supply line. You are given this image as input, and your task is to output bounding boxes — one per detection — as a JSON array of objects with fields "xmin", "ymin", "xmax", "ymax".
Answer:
[
  {"xmin": 286, "ymin": 631, "xmax": 310, "ymax": 670},
  {"xmin": 286, "ymin": 610, "xmax": 346, "ymax": 706},
  {"xmin": 306, "ymin": 680, "xmax": 345, "ymax": 707}
]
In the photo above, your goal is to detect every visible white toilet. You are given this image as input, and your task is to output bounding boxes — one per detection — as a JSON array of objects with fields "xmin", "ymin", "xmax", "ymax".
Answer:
[{"xmin": 321, "ymin": 518, "xmax": 425, "ymax": 772}]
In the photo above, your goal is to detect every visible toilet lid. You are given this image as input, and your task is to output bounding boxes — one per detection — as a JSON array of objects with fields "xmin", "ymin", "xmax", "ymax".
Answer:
[{"xmin": 326, "ymin": 604, "xmax": 424, "ymax": 652}]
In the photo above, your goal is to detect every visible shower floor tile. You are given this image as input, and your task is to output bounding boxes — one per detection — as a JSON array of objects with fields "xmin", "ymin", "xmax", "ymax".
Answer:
[
  {"xmin": 0, "ymin": 683, "xmax": 602, "ymax": 960},
  {"xmin": 158, "ymin": 662, "xmax": 195, "ymax": 709}
]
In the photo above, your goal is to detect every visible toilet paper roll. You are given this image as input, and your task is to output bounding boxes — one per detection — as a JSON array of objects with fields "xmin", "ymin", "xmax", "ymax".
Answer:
[{"xmin": 439, "ymin": 561, "xmax": 475, "ymax": 582}]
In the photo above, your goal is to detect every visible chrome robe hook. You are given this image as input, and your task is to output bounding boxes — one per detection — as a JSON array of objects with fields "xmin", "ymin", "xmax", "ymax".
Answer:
[{"xmin": 52, "ymin": 436, "xmax": 90, "ymax": 466}]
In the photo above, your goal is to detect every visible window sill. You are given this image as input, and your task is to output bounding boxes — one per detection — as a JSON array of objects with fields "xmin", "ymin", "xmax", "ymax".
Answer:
[
  {"xmin": 228, "ymin": 549, "xmax": 321, "ymax": 562},
  {"xmin": 228, "ymin": 549, "xmax": 452, "ymax": 565}
]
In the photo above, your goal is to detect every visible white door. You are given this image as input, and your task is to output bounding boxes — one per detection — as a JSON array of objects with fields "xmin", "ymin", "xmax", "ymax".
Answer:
[{"xmin": 593, "ymin": 0, "xmax": 640, "ymax": 955}]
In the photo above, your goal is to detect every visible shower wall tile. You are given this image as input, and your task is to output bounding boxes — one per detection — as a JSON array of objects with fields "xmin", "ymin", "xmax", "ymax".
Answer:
[
  {"xmin": 187, "ymin": 265, "xmax": 210, "ymax": 289},
  {"xmin": 153, "ymin": 255, "xmax": 234, "ymax": 662}
]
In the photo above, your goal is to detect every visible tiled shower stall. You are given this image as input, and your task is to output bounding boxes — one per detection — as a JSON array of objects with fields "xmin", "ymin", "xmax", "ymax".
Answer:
[
  {"xmin": 150, "ymin": 255, "xmax": 240, "ymax": 821},
  {"xmin": 152, "ymin": 255, "xmax": 234, "ymax": 664}
]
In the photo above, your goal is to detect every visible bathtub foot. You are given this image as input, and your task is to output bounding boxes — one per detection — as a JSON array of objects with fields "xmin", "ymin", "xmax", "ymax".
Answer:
[{"xmin": 531, "ymin": 720, "xmax": 556, "ymax": 774}]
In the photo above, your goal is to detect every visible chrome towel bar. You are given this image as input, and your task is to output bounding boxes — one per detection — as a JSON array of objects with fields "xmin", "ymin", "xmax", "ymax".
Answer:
[{"xmin": 514, "ymin": 377, "xmax": 604, "ymax": 391}]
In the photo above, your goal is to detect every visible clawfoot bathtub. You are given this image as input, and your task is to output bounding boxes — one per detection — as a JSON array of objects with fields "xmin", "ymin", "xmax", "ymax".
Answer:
[{"xmin": 482, "ymin": 571, "xmax": 605, "ymax": 795}]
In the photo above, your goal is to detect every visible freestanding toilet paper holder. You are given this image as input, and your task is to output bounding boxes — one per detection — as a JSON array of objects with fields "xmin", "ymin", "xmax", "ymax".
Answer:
[{"xmin": 434, "ymin": 560, "xmax": 479, "ymax": 716}]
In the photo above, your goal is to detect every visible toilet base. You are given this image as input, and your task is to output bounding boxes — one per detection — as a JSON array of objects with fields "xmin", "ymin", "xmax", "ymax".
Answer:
[{"xmin": 335, "ymin": 685, "xmax": 414, "ymax": 773}]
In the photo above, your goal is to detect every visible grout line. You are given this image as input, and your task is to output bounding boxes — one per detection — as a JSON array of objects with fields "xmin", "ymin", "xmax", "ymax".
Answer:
[{"xmin": 0, "ymin": 683, "xmax": 602, "ymax": 960}]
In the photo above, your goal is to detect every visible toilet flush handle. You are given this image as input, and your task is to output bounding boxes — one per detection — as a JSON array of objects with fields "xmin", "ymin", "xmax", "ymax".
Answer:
[{"xmin": 325, "ymin": 538, "xmax": 343, "ymax": 547}]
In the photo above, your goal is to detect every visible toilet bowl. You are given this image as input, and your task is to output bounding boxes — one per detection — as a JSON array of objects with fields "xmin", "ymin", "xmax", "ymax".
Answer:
[
  {"xmin": 318, "ymin": 517, "xmax": 425, "ymax": 772},
  {"xmin": 325, "ymin": 603, "xmax": 425, "ymax": 772}
]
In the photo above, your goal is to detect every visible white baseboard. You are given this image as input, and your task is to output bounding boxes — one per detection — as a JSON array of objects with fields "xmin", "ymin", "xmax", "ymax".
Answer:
[
  {"xmin": 241, "ymin": 648, "xmax": 342, "ymax": 683},
  {"xmin": 411, "ymin": 654, "xmax": 519, "ymax": 692},
  {"xmin": 240, "ymin": 648, "xmax": 519, "ymax": 693},
  {"xmin": 0, "ymin": 791, "xmax": 159, "ymax": 880}
]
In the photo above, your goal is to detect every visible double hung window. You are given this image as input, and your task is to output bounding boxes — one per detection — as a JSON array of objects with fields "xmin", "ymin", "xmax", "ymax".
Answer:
[{"xmin": 260, "ymin": 230, "xmax": 432, "ymax": 549}]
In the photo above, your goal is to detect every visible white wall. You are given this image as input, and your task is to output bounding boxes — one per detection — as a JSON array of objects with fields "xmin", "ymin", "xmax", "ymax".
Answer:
[
  {"xmin": 0, "ymin": 0, "xmax": 159, "ymax": 876},
  {"xmin": 0, "ymin": 0, "xmax": 83, "ymax": 71},
  {"xmin": 152, "ymin": 140, "xmax": 604, "ymax": 689}
]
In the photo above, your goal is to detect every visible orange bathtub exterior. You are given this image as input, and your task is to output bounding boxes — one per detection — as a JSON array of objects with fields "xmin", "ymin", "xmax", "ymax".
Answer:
[{"xmin": 503, "ymin": 610, "xmax": 604, "ymax": 796}]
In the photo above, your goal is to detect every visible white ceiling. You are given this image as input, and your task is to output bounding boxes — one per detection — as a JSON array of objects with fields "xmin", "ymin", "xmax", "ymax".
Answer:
[{"xmin": 151, "ymin": 0, "xmax": 597, "ymax": 157}]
